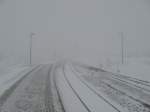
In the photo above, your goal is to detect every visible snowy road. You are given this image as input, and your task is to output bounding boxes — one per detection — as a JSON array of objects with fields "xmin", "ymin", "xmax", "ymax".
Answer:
[{"xmin": 1, "ymin": 63, "xmax": 150, "ymax": 112}]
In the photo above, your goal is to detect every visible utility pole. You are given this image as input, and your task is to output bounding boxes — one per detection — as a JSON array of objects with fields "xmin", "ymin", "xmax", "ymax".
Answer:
[
  {"xmin": 120, "ymin": 32, "xmax": 124, "ymax": 64},
  {"xmin": 29, "ymin": 32, "xmax": 35, "ymax": 65}
]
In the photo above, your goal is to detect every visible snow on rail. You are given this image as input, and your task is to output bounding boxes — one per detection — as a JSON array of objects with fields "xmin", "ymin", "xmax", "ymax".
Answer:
[
  {"xmin": 70, "ymin": 63, "xmax": 150, "ymax": 112},
  {"xmin": 55, "ymin": 63, "xmax": 117, "ymax": 112}
]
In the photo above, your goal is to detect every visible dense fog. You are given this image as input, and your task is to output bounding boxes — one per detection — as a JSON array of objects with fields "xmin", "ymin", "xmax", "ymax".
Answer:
[{"xmin": 0, "ymin": 0, "xmax": 150, "ymax": 67}]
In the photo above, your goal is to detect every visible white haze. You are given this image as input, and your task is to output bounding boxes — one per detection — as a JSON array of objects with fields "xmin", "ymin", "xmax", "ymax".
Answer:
[{"xmin": 0, "ymin": 0, "xmax": 150, "ymax": 67}]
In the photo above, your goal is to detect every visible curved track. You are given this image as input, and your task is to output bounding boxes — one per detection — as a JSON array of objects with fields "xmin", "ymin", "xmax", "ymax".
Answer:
[
  {"xmin": 1, "ymin": 63, "xmax": 149, "ymax": 112},
  {"xmin": 62, "ymin": 66, "xmax": 92, "ymax": 112},
  {"xmin": 0, "ymin": 64, "xmax": 65, "ymax": 112},
  {"xmin": 71, "ymin": 64, "xmax": 150, "ymax": 112}
]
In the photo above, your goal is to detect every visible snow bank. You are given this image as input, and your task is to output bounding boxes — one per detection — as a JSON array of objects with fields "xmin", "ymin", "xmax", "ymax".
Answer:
[
  {"xmin": 101, "ymin": 58, "xmax": 150, "ymax": 82},
  {"xmin": 0, "ymin": 66, "xmax": 35, "ymax": 97}
]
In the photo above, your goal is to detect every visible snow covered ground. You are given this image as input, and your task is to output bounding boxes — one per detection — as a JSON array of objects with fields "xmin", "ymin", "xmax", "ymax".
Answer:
[
  {"xmin": 55, "ymin": 63, "xmax": 118, "ymax": 112},
  {"xmin": 0, "ymin": 65, "xmax": 34, "ymax": 97},
  {"xmin": 71, "ymin": 62, "xmax": 150, "ymax": 112},
  {"xmin": 0, "ymin": 62, "xmax": 150, "ymax": 112},
  {"xmin": 102, "ymin": 57, "xmax": 150, "ymax": 82}
]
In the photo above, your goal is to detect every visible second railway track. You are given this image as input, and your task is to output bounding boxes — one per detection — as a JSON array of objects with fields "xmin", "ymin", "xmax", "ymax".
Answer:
[{"xmin": 70, "ymin": 64, "xmax": 150, "ymax": 112}]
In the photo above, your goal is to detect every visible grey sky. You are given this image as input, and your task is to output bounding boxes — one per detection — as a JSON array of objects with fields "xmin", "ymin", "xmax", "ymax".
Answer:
[{"xmin": 0, "ymin": 0, "xmax": 150, "ymax": 66}]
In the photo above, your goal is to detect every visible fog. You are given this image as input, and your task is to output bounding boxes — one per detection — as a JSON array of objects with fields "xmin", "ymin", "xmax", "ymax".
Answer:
[{"xmin": 0, "ymin": 0, "xmax": 150, "ymax": 67}]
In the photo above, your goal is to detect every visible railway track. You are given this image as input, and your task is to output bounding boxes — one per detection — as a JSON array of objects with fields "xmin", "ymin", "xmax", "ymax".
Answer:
[
  {"xmin": 45, "ymin": 65, "xmax": 55, "ymax": 112},
  {"xmin": 1, "ymin": 62, "xmax": 149, "ymax": 112},
  {"xmin": 0, "ymin": 64, "xmax": 65, "ymax": 112},
  {"xmin": 74, "ymin": 63, "xmax": 150, "ymax": 89},
  {"xmin": 51, "ymin": 64, "xmax": 66, "ymax": 112},
  {"xmin": 70, "ymin": 64, "xmax": 150, "ymax": 112},
  {"xmin": 62, "ymin": 65, "xmax": 92, "ymax": 112},
  {"xmin": 65, "ymin": 65, "xmax": 121, "ymax": 112}
]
